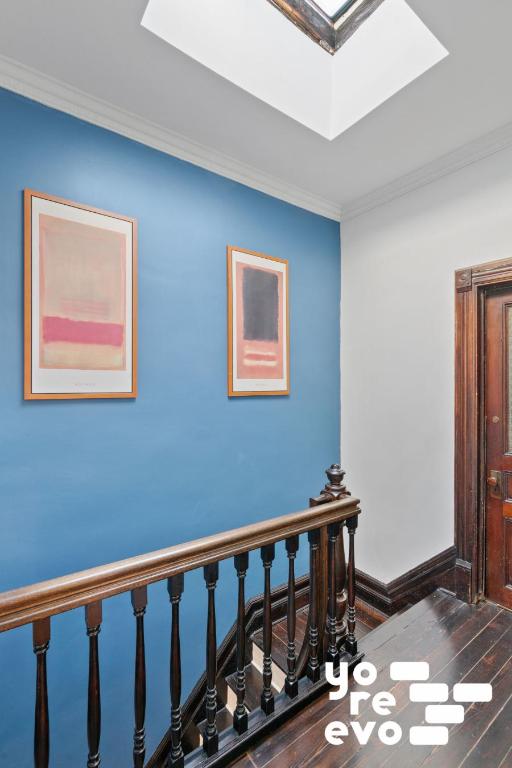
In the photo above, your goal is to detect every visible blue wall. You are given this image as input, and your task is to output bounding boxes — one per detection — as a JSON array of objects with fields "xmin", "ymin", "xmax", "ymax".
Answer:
[{"xmin": 0, "ymin": 87, "xmax": 341, "ymax": 766}]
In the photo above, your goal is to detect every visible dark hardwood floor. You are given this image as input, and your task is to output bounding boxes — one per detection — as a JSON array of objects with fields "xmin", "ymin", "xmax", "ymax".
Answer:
[{"xmin": 230, "ymin": 591, "xmax": 512, "ymax": 768}]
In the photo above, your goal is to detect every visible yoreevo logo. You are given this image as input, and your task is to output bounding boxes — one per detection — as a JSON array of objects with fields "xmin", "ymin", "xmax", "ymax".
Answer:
[{"xmin": 324, "ymin": 661, "xmax": 492, "ymax": 747}]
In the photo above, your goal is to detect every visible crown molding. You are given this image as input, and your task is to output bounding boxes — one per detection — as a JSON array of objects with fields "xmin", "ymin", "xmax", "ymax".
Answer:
[
  {"xmin": 0, "ymin": 53, "xmax": 341, "ymax": 222},
  {"xmin": 340, "ymin": 119, "xmax": 512, "ymax": 221},
  {"xmin": 4, "ymin": 53, "xmax": 512, "ymax": 227}
]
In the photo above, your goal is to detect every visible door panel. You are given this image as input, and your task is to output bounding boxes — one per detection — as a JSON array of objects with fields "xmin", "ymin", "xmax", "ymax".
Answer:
[
  {"xmin": 507, "ymin": 305, "xmax": 512, "ymax": 452},
  {"xmin": 505, "ymin": 520, "xmax": 512, "ymax": 589},
  {"xmin": 486, "ymin": 287, "xmax": 512, "ymax": 608}
]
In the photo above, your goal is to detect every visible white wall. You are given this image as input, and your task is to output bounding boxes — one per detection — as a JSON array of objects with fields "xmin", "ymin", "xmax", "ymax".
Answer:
[{"xmin": 341, "ymin": 145, "xmax": 512, "ymax": 583}]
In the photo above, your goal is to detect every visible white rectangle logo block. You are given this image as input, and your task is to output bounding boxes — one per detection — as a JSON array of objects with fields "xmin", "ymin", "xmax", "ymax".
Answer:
[
  {"xmin": 425, "ymin": 705, "xmax": 465, "ymax": 724},
  {"xmin": 453, "ymin": 684, "xmax": 492, "ymax": 702},
  {"xmin": 390, "ymin": 662, "xmax": 430, "ymax": 681},
  {"xmin": 410, "ymin": 726, "xmax": 449, "ymax": 746},
  {"xmin": 410, "ymin": 683, "xmax": 449, "ymax": 702}
]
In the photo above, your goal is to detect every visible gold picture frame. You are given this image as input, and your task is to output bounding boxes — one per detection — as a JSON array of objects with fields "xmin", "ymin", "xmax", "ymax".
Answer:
[
  {"xmin": 24, "ymin": 189, "xmax": 138, "ymax": 400},
  {"xmin": 227, "ymin": 245, "xmax": 289, "ymax": 397}
]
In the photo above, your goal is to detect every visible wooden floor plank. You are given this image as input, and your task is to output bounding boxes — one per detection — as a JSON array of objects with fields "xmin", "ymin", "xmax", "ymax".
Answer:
[
  {"xmin": 460, "ymin": 692, "xmax": 512, "ymax": 768},
  {"xmin": 421, "ymin": 654, "xmax": 512, "ymax": 768},
  {"xmin": 228, "ymin": 754, "xmax": 257, "ymax": 768},
  {"xmin": 498, "ymin": 745, "xmax": 512, "ymax": 768},
  {"xmin": 356, "ymin": 621, "xmax": 371, "ymax": 638}
]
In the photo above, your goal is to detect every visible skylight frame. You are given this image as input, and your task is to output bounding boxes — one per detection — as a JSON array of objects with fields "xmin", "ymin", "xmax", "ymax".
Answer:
[{"xmin": 266, "ymin": 0, "xmax": 386, "ymax": 54}]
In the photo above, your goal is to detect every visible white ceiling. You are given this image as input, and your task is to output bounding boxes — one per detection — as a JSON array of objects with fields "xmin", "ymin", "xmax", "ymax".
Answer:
[{"xmin": 0, "ymin": 0, "xmax": 511, "ymax": 220}]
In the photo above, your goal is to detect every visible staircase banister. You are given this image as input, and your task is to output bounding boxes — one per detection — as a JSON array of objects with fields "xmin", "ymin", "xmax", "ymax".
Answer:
[{"xmin": 0, "ymin": 496, "xmax": 360, "ymax": 633}]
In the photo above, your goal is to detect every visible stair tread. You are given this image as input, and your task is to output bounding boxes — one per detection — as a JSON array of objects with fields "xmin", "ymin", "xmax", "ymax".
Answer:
[
  {"xmin": 250, "ymin": 607, "xmax": 308, "ymax": 670},
  {"xmin": 250, "ymin": 601, "xmax": 385, "ymax": 670},
  {"xmin": 196, "ymin": 706, "xmax": 233, "ymax": 737},
  {"xmin": 225, "ymin": 664, "xmax": 279, "ymax": 712},
  {"xmin": 255, "ymin": 632, "xmax": 290, "ymax": 672}
]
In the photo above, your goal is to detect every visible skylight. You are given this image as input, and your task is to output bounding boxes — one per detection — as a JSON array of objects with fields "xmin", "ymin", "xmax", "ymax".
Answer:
[
  {"xmin": 141, "ymin": 0, "xmax": 448, "ymax": 141},
  {"xmin": 315, "ymin": 0, "xmax": 354, "ymax": 18}
]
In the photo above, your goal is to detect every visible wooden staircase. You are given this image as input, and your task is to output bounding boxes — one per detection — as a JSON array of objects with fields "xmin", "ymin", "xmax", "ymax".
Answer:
[{"xmin": 179, "ymin": 602, "xmax": 385, "ymax": 760}]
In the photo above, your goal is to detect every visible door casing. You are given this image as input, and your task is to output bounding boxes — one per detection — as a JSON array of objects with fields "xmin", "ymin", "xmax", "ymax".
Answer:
[{"xmin": 455, "ymin": 258, "xmax": 512, "ymax": 603}]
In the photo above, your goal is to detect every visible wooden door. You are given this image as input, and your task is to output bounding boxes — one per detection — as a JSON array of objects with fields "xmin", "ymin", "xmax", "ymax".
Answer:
[{"xmin": 486, "ymin": 286, "xmax": 512, "ymax": 608}]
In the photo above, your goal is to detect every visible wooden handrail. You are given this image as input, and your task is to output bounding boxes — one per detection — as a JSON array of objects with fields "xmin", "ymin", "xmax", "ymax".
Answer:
[{"xmin": 0, "ymin": 496, "xmax": 360, "ymax": 633}]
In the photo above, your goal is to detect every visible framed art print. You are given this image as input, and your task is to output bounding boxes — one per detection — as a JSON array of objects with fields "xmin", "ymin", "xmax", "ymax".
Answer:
[
  {"xmin": 24, "ymin": 190, "xmax": 137, "ymax": 399},
  {"xmin": 227, "ymin": 245, "xmax": 289, "ymax": 397}
]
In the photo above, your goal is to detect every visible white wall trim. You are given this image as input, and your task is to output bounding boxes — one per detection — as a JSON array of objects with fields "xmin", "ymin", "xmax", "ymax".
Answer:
[
  {"xmin": 0, "ymin": 53, "xmax": 341, "ymax": 222},
  {"xmin": 340, "ymin": 119, "xmax": 512, "ymax": 221}
]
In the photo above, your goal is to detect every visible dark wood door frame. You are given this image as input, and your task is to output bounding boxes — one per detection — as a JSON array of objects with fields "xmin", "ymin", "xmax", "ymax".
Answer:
[{"xmin": 455, "ymin": 257, "xmax": 512, "ymax": 602}]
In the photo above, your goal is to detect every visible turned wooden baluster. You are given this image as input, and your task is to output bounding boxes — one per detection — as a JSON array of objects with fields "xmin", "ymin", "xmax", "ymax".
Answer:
[
  {"xmin": 233, "ymin": 553, "xmax": 249, "ymax": 734},
  {"xmin": 335, "ymin": 526, "xmax": 348, "ymax": 639},
  {"xmin": 260, "ymin": 543, "xmax": 275, "ymax": 714},
  {"xmin": 203, "ymin": 563, "xmax": 219, "ymax": 756},
  {"xmin": 345, "ymin": 516, "xmax": 358, "ymax": 656},
  {"xmin": 86, "ymin": 602, "xmax": 102, "ymax": 768},
  {"xmin": 326, "ymin": 523, "xmax": 341, "ymax": 665},
  {"xmin": 131, "ymin": 587, "xmax": 147, "ymax": 768},
  {"xmin": 33, "ymin": 618, "xmax": 50, "ymax": 768},
  {"xmin": 307, "ymin": 529, "xmax": 321, "ymax": 682},
  {"xmin": 311, "ymin": 464, "xmax": 349, "ymax": 640},
  {"xmin": 285, "ymin": 536, "xmax": 299, "ymax": 698},
  {"xmin": 167, "ymin": 574, "xmax": 184, "ymax": 768},
  {"xmin": 297, "ymin": 465, "xmax": 352, "ymax": 680}
]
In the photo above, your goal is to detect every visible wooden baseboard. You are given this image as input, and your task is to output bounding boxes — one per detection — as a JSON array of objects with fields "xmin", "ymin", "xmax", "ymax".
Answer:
[{"xmin": 356, "ymin": 546, "xmax": 457, "ymax": 616}]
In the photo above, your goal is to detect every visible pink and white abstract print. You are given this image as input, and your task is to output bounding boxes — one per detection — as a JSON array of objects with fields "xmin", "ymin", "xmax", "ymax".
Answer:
[{"xmin": 39, "ymin": 215, "xmax": 127, "ymax": 371}]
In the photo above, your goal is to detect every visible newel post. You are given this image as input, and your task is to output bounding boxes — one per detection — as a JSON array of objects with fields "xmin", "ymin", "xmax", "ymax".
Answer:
[{"xmin": 310, "ymin": 464, "xmax": 350, "ymax": 654}]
